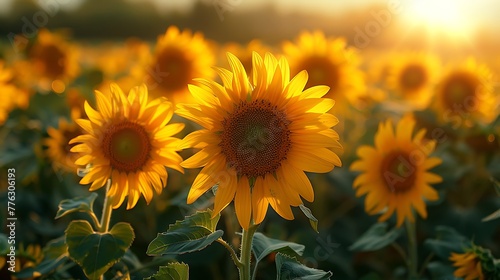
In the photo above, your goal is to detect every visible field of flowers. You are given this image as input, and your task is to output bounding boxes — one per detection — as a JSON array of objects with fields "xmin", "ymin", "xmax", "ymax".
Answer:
[{"xmin": 0, "ymin": 2, "xmax": 499, "ymax": 280}]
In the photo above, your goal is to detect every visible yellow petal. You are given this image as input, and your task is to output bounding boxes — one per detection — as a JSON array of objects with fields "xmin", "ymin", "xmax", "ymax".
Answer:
[
  {"xmin": 264, "ymin": 174, "xmax": 294, "ymax": 220},
  {"xmin": 187, "ymin": 158, "xmax": 225, "ymax": 204},
  {"xmin": 424, "ymin": 172, "xmax": 442, "ymax": 184},
  {"xmin": 279, "ymin": 161, "xmax": 314, "ymax": 202},
  {"xmin": 94, "ymin": 91, "xmax": 113, "ymax": 119},
  {"xmin": 300, "ymin": 85, "xmax": 330, "ymax": 99},
  {"xmin": 234, "ymin": 177, "xmax": 252, "ymax": 230},
  {"xmin": 252, "ymin": 176, "xmax": 269, "ymax": 225},
  {"xmin": 181, "ymin": 146, "xmax": 221, "ymax": 169},
  {"xmin": 212, "ymin": 170, "xmax": 237, "ymax": 216},
  {"xmin": 178, "ymin": 130, "xmax": 219, "ymax": 149},
  {"xmin": 227, "ymin": 52, "xmax": 249, "ymax": 99}
]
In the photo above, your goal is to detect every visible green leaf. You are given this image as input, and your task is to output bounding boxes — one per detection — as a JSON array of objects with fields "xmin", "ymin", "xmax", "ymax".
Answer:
[
  {"xmin": 145, "ymin": 262, "xmax": 189, "ymax": 280},
  {"xmin": 121, "ymin": 249, "xmax": 143, "ymax": 269},
  {"xmin": 43, "ymin": 236, "xmax": 68, "ymax": 259},
  {"xmin": 275, "ymin": 253, "xmax": 332, "ymax": 280},
  {"xmin": 15, "ymin": 236, "xmax": 69, "ymax": 278},
  {"xmin": 147, "ymin": 210, "xmax": 223, "ymax": 256},
  {"xmin": 424, "ymin": 226, "xmax": 470, "ymax": 259},
  {"xmin": 426, "ymin": 261, "xmax": 456, "ymax": 279},
  {"xmin": 65, "ymin": 220, "xmax": 135, "ymax": 280},
  {"xmin": 252, "ymin": 232, "xmax": 305, "ymax": 263},
  {"xmin": 483, "ymin": 209, "xmax": 500, "ymax": 222},
  {"xmin": 299, "ymin": 204, "xmax": 319, "ymax": 233},
  {"xmin": 55, "ymin": 193, "xmax": 98, "ymax": 219},
  {"xmin": 349, "ymin": 222, "xmax": 403, "ymax": 252}
]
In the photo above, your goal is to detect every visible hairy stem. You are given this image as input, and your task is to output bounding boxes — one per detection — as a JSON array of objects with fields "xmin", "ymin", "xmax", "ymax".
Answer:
[{"xmin": 239, "ymin": 222, "xmax": 258, "ymax": 280}]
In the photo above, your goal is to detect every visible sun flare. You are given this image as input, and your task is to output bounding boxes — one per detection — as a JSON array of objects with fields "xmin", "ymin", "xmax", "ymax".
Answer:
[{"xmin": 405, "ymin": 0, "xmax": 475, "ymax": 36}]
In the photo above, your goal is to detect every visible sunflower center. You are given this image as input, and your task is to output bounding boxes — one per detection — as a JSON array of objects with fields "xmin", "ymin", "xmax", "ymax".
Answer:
[
  {"xmin": 301, "ymin": 56, "xmax": 339, "ymax": 90},
  {"xmin": 220, "ymin": 99, "xmax": 291, "ymax": 178},
  {"xmin": 442, "ymin": 72, "xmax": 479, "ymax": 108},
  {"xmin": 399, "ymin": 64, "xmax": 426, "ymax": 91},
  {"xmin": 154, "ymin": 47, "xmax": 192, "ymax": 92},
  {"xmin": 102, "ymin": 121, "xmax": 151, "ymax": 173},
  {"xmin": 32, "ymin": 44, "xmax": 67, "ymax": 78},
  {"xmin": 380, "ymin": 151, "xmax": 417, "ymax": 193}
]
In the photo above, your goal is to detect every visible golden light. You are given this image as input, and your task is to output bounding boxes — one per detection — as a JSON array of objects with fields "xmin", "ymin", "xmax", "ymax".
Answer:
[
  {"xmin": 404, "ymin": 0, "xmax": 475, "ymax": 36},
  {"xmin": 51, "ymin": 80, "xmax": 66, "ymax": 94}
]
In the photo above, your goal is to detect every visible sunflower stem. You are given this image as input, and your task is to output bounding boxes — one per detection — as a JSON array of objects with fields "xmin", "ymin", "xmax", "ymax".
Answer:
[
  {"xmin": 405, "ymin": 220, "xmax": 418, "ymax": 280},
  {"xmin": 217, "ymin": 238, "xmax": 242, "ymax": 269},
  {"xmin": 239, "ymin": 222, "xmax": 258, "ymax": 280},
  {"xmin": 99, "ymin": 179, "xmax": 113, "ymax": 233},
  {"xmin": 89, "ymin": 212, "xmax": 101, "ymax": 230}
]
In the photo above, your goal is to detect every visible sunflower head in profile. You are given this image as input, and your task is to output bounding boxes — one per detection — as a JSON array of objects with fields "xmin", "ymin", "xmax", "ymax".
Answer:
[
  {"xmin": 450, "ymin": 244, "xmax": 500, "ymax": 280},
  {"xmin": 450, "ymin": 251, "xmax": 485, "ymax": 280},
  {"xmin": 434, "ymin": 59, "xmax": 497, "ymax": 126},
  {"xmin": 386, "ymin": 52, "xmax": 440, "ymax": 109},
  {"xmin": 70, "ymin": 83, "xmax": 184, "ymax": 209},
  {"xmin": 0, "ymin": 62, "xmax": 30, "ymax": 125},
  {"xmin": 44, "ymin": 111, "xmax": 83, "ymax": 173},
  {"xmin": 176, "ymin": 52, "xmax": 342, "ymax": 229},
  {"xmin": 282, "ymin": 30, "xmax": 365, "ymax": 109},
  {"xmin": 350, "ymin": 115, "xmax": 442, "ymax": 226},
  {"xmin": 28, "ymin": 29, "xmax": 80, "ymax": 93},
  {"xmin": 142, "ymin": 26, "xmax": 215, "ymax": 105}
]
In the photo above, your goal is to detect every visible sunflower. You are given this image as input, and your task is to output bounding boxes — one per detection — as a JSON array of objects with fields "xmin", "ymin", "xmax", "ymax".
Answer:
[
  {"xmin": 28, "ymin": 29, "xmax": 80, "ymax": 93},
  {"xmin": 450, "ymin": 251, "xmax": 484, "ymax": 280},
  {"xmin": 282, "ymin": 30, "xmax": 365, "ymax": 110},
  {"xmin": 386, "ymin": 52, "xmax": 440, "ymax": 109},
  {"xmin": 350, "ymin": 115, "xmax": 442, "ymax": 226},
  {"xmin": 176, "ymin": 52, "xmax": 342, "ymax": 229},
  {"xmin": 44, "ymin": 112, "xmax": 83, "ymax": 173},
  {"xmin": 70, "ymin": 83, "xmax": 184, "ymax": 209},
  {"xmin": 0, "ymin": 62, "xmax": 30, "ymax": 125},
  {"xmin": 141, "ymin": 26, "xmax": 215, "ymax": 105},
  {"xmin": 434, "ymin": 59, "xmax": 497, "ymax": 125}
]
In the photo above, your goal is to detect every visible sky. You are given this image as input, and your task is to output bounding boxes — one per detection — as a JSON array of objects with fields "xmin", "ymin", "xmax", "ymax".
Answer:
[{"xmin": 0, "ymin": 0, "xmax": 497, "ymax": 32}]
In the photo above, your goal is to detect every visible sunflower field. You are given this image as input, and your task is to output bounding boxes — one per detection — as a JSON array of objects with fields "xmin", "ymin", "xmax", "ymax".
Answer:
[{"xmin": 0, "ymin": 1, "xmax": 499, "ymax": 279}]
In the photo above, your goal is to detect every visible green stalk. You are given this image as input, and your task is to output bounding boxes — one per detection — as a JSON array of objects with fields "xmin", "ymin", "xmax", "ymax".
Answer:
[
  {"xmin": 97, "ymin": 179, "xmax": 114, "ymax": 280},
  {"xmin": 99, "ymin": 179, "xmax": 114, "ymax": 233},
  {"xmin": 405, "ymin": 220, "xmax": 418, "ymax": 280},
  {"xmin": 238, "ymin": 222, "xmax": 258, "ymax": 280}
]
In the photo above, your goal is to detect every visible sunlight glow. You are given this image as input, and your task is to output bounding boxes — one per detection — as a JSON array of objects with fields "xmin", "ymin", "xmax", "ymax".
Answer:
[{"xmin": 405, "ymin": 0, "xmax": 475, "ymax": 36}]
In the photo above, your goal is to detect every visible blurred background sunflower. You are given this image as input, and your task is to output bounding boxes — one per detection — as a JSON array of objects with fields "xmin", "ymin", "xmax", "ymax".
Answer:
[
  {"xmin": 0, "ymin": 62, "xmax": 29, "ymax": 125},
  {"xmin": 43, "ymin": 112, "xmax": 82, "ymax": 173},
  {"xmin": 0, "ymin": 0, "xmax": 499, "ymax": 279},
  {"xmin": 139, "ymin": 26, "xmax": 216, "ymax": 105},
  {"xmin": 433, "ymin": 59, "xmax": 497, "ymax": 126},
  {"xmin": 282, "ymin": 31, "xmax": 366, "ymax": 112},
  {"xmin": 350, "ymin": 115, "xmax": 442, "ymax": 226},
  {"xmin": 16, "ymin": 29, "xmax": 80, "ymax": 94},
  {"xmin": 385, "ymin": 52, "xmax": 440, "ymax": 109}
]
